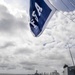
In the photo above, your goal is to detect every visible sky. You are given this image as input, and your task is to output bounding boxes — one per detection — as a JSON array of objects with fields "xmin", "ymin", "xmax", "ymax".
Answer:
[{"xmin": 0, "ymin": 0, "xmax": 75, "ymax": 74}]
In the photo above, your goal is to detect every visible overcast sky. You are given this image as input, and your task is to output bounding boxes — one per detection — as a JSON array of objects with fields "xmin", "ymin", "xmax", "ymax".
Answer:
[{"xmin": 0, "ymin": 0, "xmax": 75, "ymax": 75}]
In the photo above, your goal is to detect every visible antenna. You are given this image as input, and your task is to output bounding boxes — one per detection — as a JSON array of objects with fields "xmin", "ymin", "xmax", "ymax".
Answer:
[{"xmin": 68, "ymin": 44, "xmax": 75, "ymax": 66}]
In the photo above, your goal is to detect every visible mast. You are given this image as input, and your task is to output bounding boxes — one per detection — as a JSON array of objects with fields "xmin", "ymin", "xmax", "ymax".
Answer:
[{"xmin": 68, "ymin": 45, "xmax": 75, "ymax": 66}]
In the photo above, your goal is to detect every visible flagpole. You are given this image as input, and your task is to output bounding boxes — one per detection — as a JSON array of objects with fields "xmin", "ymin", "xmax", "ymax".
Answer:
[{"xmin": 68, "ymin": 44, "xmax": 75, "ymax": 66}]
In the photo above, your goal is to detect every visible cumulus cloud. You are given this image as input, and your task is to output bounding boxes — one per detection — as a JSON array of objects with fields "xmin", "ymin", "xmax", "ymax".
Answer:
[
  {"xmin": 0, "ymin": 42, "xmax": 15, "ymax": 49},
  {"xmin": 20, "ymin": 61, "xmax": 38, "ymax": 66},
  {"xmin": 19, "ymin": 60, "xmax": 38, "ymax": 71},
  {"xmin": 0, "ymin": 0, "xmax": 75, "ymax": 74},
  {"xmin": 23, "ymin": 66, "xmax": 35, "ymax": 71},
  {"xmin": 0, "ymin": 5, "xmax": 28, "ymax": 34},
  {"xmin": 0, "ymin": 63, "xmax": 8, "ymax": 69},
  {"xmin": 14, "ymin": 47, "xmax": 34, "ymax": 55}
]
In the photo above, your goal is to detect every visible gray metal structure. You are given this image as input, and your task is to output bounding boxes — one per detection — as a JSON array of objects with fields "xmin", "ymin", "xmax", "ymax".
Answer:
[{"xmin": 63, "ymin": 66, "xmax": 75, "ymax": 75}]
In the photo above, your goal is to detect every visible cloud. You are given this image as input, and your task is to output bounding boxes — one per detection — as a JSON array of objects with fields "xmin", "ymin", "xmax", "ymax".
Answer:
[
  {"xmin": 23, "ymin": 67, "xmax": 35, "ymax": 70},
  {"xmin": 0, "ymin": 55, "xmax": 19, "ymax": 70},
  {"xmin": 0, "ymin": 5, "xmax": 28, "ymax": 34},
  {"xmin": 0, "ymin": 63, "xmax": 8, "ymax": 69},
  {"xmin": 14, "ymin": 47, "xmax": 34, "ymax": 55},
  {"xmin": 7, "ymin": 65, "xmax": 17, "ymax": 70},
  {"xmin": 19, "ymin": 61, "xmax": 38, "ymax": 71},
  {"xmin": 0, "ymin": 0, "xmax": 75, "ymax": 74},
  {"xmin": 0, "ymin": 42, "xmax": 15, "ymax": 49},
  {"xmin": 0, "ymin": 4, "xmax": 7, "ymax": 12},
  {"xmin": 20, "ymin": 61, "xmax": 38, "ymax": 66},
  {"xmin": 0, "ymin": 63, "xmax": 17, "ymax": 70}
]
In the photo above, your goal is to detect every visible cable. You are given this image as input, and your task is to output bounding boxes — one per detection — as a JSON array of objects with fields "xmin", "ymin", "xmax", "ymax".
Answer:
[
  {"xmin": 69, "ymin": 0, "xmax": 75, "ymax": 8},
  {"xmin": 60, "ymin": 11, "xmax": 75, "ymax": 23},
  {"xmin": 68, "ymin": 44, "xmax": 75, "ymax": 66},
  {"xmin": 61, "ymin": 0, "xmax": 70, "ymax": 10}
]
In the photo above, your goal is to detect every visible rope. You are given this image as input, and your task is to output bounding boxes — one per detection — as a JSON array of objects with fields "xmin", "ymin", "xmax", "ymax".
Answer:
[
  {"xmin": 61, "ymin": 0, "xmax": 70, "ymax": 10},
  {"xmin": 69, "ymin": 0, "xmax": 75, "ymax": 8}
]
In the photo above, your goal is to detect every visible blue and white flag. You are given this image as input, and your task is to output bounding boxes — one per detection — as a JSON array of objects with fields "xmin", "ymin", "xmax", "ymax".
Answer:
[{"xmin": 30, "ymin": 0, "xmax": 56, "ymax": 37}]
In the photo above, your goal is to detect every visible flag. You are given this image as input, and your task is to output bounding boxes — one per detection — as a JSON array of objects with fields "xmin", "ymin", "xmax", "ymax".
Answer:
[{"xmin": 30, "ymin": 0, "xmax": 56, "ymax": 37}]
